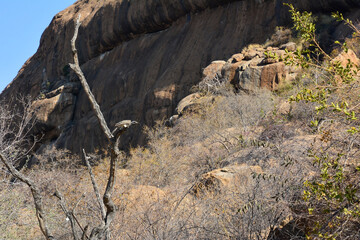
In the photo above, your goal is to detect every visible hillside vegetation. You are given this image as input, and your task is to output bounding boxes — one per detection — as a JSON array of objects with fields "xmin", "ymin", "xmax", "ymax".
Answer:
[{"xmin": 1, "ymin": 4, "xmax": 360, "ymax": 240}]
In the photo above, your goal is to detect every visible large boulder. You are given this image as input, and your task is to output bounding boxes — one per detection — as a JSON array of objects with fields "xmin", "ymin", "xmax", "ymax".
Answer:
[
  {"xmin": 260, "ymin": 62, "xmax": 286, "ymax": 89},
  {"xmin": 175, "ymin": 93, "xmax": 216, "ymax": 116},
  {"xmin": 202, "ymin": 60, "xmax": 226, "ymax": 80}
]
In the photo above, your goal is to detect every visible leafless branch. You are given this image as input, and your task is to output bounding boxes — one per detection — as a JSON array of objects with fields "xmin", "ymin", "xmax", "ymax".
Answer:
[
  {"xmin": 69, "ymin": 15, "xmax": 138, "ymax": 240},
  {"xmin": 54, "ymin": 189, "xmax": 79, "ymax": 240},
  {"xmin": 0, "ymin": 153, "xmax": 55, "ymax": 240},
  {"xmin": 69, "ymin": 15, "xmax": 113, "ymax": 141},
  {"xmin": 83, "ymin": 149, "xmax": 106, "ymax": 220}
]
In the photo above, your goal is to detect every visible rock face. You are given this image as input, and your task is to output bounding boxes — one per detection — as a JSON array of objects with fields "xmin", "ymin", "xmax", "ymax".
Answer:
[{"xmin": 1, "ymin": 0, "xmax": 360, "ymax": 154}]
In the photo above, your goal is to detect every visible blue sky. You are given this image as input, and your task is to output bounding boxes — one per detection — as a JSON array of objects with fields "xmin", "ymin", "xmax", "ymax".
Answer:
[{"xmin": 0, "ymin": 1, "xmax": 76, "ymax": 93}]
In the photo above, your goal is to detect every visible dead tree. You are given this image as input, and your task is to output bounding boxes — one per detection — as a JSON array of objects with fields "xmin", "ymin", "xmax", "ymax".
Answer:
[
  {"xmin": 69, "ymin": 15, "xmax": 138, "ymax": 239},
  {"xmin": 0, "ymin": 14, "xmax": 137, "ymax": 240}
]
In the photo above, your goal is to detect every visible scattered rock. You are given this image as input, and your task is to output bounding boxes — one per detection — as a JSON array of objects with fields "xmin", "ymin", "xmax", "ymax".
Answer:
[
  {"xmin": 242, "ymin": 48, "xmax": 265, "ymax": 60},
  {"xmin": 227, "ymin": 53, "xmax": 244, "ymax": 63},
  {"xmin": 332, "ymin": 49, "xmax": 360, "ymax": 68},
  {"xmin": 202, "ymin": 60, "xmax": 226, "ymax": 80},
  {"xmin": 192, "ymin": 164, "xmax": 263, "ymax": 196},
  {"xmin": 175, "ymin": 93, "xmax": 202, "ymax": 115},
  {"xmin": 200, "ymin": 43, "xmax": 299, "ymax": 92},
  {"xmin": 279, "ymin": 42, "xmax": 297, "ymax": 51}
]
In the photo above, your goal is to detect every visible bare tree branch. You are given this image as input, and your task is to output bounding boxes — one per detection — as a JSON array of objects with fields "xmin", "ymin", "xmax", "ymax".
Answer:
[
  {"xmin": 0, "ymin": 153, "xmax": 55, "ymax": 240},
  {"xmin": 54, "ymin": 189, "xmax": 79, "ymax": 240},
  {"xmin": 69, "ymin": 15, "xmax": 113, "ymax": 141},
  {"xmin": 82, "ymin": 225, "xmax": 89, "ymax": 240},
  {"xmin": 69, "ymin": 15, "xmax": 138, "ymax": 240},
  {"xmin": 83, "ymin": 149, "xmax": 106, "ymax": 220}
]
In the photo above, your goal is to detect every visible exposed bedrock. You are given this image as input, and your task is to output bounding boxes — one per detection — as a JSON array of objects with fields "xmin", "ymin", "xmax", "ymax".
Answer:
[{"xmin": 1, "ymin": 0, "xmax": 360, "ymax": 153}]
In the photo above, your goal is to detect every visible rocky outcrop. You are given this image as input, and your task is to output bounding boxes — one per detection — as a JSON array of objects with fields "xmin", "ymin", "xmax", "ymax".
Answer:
[
  {"xmin": 31, "ymin": 82, "xmax": 80, "ymax": 140},
  {"xmin": 200, "ymin": 43, "xmax": 299, "ymax": 92},
  {"xmin": 1, "ymin": 0, "xmax": 360, "ymax": 154}
]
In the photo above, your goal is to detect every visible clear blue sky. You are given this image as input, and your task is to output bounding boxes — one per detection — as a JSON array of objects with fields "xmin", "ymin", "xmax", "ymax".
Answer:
[{"xmin": 0, "ymin": 1, "xmax": 76, "ymax": 93}]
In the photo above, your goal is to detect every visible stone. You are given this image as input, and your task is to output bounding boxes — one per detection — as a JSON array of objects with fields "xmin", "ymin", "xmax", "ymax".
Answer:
[
  {"xmin": 221, "ymin": 61, "xmax": 243, "ymax": 84},
  {"xmin": 261, "ymin": 57, "xmax": 278, "ymax": 65},
  {"xmin": 260, "ymin": 62, "xmax": 286, "ymax": 90},
  {"xmin": 279, "ymin": 42, "xmax": 297, "ymax": 52},
  {"xmin": 242, "ymin": 49, "xmax": 264, "ymax": 60},
  {"xmin": 232, "ymin": 61, "xmax": 289, "ymax": 91},
  {"xmin": 202, "ymin": 60, "xmax": 226, "ymax": 80},
  {"xmin": 175, "ymin": 93, "xmax": 201, "ymax": 115},
  {"xmin": 192, "ymin": 164, "xmax": 263, "ymax": 196},
  {"xmin": 227, "ymin": 53, "xmax": 244, "ymax": 63},
  {"xmin": 32, "ymin": 92, "xmax": 75, "ymax": 131},
  {"xmin": 332, "ymin": 49, "xmax": 360, "ymax": 68},
  {"xmin": 176, "ymin": 93, "xmax": 215, "ymax": 116},
  {"xmin": 238, "ymin": 65, "xmax": 263, "ymax": 91},
  {"xmin": 45, "ymin": 82, "xmax": 80, "ymax": 98},
  {"xmin": 261, "ymin": 49, "xmax": 286, "ymax": 65},
  {"xmin": 165, "ymin": 114, "xmax": 179, "ymax": 127}
]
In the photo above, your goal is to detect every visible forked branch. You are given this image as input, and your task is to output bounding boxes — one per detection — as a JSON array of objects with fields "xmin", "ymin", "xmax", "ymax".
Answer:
[{"xmin": 69, "ymin": 15, "xmax": 138, "ymax": 239}]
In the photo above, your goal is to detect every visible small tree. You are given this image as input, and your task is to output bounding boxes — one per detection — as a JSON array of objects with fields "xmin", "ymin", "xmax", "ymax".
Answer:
[{"xmin": 272, "ymin": 4, "xmax": 360, "ymax": 239}]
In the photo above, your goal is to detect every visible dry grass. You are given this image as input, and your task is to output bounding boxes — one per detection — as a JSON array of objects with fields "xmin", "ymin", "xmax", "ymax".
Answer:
[{"xmin": 2, "ymin": 77, "xmax": 360, "ymax": 239}]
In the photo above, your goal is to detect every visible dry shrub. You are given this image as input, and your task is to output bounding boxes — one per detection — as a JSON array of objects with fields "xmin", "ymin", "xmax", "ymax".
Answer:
[
  {"xmin": 265, "ymin": 26, "xmax": 292, "ymax": 47},
  {"xmin": 122, "ymin": 89, "xmax": 308, "ymax": 239},
  {"xmin": 0, "ymin": 182, "xmax": 42, "ymax": 240},
  {"xmin": 197, "ymin": 73, "xmax": 233, "ymax": 95},
  {"xmin": 116, "ymin": 145, "xmax": 308, "ymax": 240},
  {"xmin": 0, "ymin": 147, "xmax": 121, "ymax": 239},
  {"xmin": 128, "ymin": 90, "xmax": 274, "ymax": 187},
  {"xmin": 0, "ymin": 88, "xmax": 321, "ymax": 239}
]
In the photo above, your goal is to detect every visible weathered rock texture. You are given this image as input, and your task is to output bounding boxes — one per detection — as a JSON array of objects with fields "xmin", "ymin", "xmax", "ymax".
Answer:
[
  {"xmin": 201, "ymin": 44, "xmax": 300, "ymax": 92},
  {"xmin": 1, "ymin": 0, "xmax": 360, "ymax": 153}
]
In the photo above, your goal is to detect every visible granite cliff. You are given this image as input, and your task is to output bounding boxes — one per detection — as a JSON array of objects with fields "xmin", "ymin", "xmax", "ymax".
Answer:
[{"xmin": 1, "ymin": 0, "xmax": 360, "ymax": 154}]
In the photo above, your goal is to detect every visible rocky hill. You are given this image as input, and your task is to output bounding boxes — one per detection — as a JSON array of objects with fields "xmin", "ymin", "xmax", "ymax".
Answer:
[
  {"xmin": 1, "ymin": 1, "xmax": 360, "ymax": 239},
  {"xmin": 1, "ymin": 0, "xmax": 360, "ymax": 155}
]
